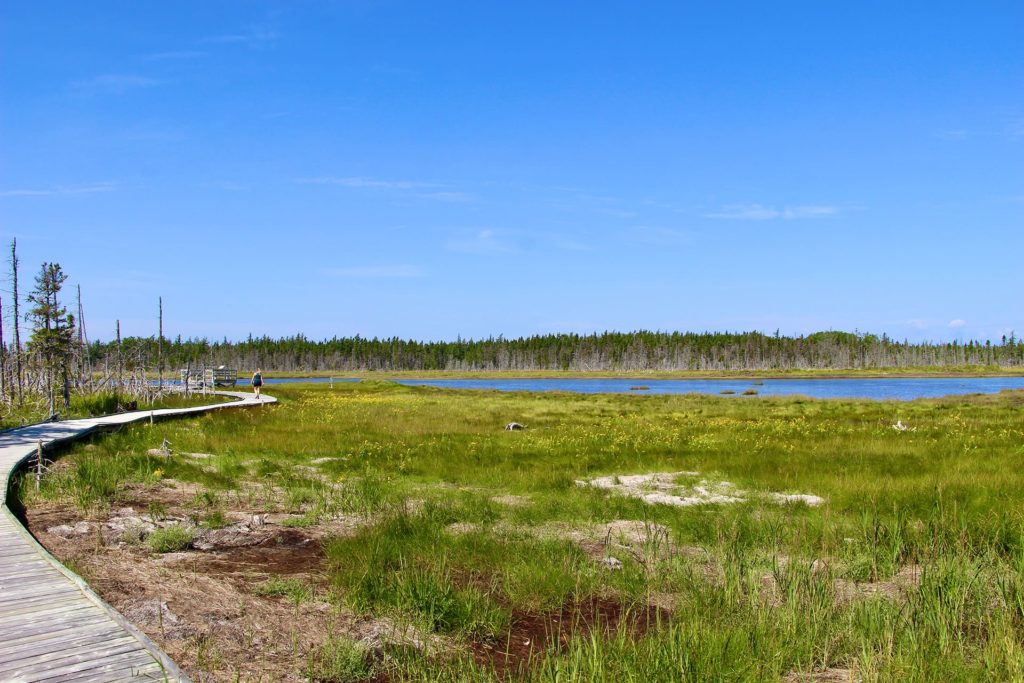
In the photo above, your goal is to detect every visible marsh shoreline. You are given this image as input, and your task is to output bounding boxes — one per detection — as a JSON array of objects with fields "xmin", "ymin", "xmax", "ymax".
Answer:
[{"xmin": 253, "ymin": 366, "xmax": 1024, "ymax": 380}]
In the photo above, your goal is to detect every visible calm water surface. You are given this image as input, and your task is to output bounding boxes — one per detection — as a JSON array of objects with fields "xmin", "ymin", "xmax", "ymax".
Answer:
[{"xmin": 256, "ymin": 376, "xmax": 1024, "ymax": 401}]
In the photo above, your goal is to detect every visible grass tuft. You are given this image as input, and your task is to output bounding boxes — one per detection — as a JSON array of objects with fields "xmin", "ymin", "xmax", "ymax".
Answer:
[{"xmin": 146, "ymin": 525, "xmax": 194, "ymax": 553}]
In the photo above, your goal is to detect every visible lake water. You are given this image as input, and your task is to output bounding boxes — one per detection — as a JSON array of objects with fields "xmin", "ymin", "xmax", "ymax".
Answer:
[{"xmin": 254, "ymin": 376, "xmax": 1024, "ymax": 401}]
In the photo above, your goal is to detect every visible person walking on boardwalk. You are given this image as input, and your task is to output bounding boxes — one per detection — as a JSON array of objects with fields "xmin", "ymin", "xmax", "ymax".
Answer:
[{"xmin": 251, "ymin": 368, "xmax": 264, "ymax": 399}]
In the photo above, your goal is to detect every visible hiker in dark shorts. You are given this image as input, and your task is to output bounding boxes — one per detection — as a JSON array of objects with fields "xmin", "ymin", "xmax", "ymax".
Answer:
[{"xmin": 251, "ymin": 368, "xmax": 264, "ymax": 399}]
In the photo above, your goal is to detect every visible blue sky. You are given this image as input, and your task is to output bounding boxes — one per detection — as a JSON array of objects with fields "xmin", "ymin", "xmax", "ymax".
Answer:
[{"xmin": 2, "ymin": 2, "xmax": 1021, "ymax": 343}]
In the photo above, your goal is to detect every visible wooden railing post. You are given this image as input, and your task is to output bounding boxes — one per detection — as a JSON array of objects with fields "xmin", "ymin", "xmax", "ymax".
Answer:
[{"xmin": 36, "ymin": 440, "xmax": 43, "ymax": 490}]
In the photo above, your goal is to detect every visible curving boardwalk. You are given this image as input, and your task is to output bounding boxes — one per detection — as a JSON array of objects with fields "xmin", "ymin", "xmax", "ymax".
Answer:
[{"xmin": 0, "ymin": 391, "xmax": 276, "ymax": 682}]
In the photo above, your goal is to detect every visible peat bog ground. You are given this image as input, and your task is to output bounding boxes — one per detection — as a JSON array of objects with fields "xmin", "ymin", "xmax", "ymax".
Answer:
[{"xmin": 12, "ymin": 382, "xmax": 1024, "ymax": 681}]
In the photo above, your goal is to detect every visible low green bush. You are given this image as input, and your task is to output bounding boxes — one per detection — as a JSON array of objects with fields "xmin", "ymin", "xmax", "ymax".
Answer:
[{"xmin": 146, "ymin": 525, "xmax": 194, "ymax": 553}]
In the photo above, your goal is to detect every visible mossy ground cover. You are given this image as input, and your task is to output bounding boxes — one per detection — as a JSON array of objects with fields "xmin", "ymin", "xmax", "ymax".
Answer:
[{"xmin": 15, "ymin": 382, "xmax": 1024, "ymax": 681}]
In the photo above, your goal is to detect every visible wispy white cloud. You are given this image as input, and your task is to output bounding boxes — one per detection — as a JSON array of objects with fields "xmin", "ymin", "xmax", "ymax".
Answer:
[
  {"xmin": 202, "ymin": 181, "xmax": 248, "ymax": 191},
  {"xmin": 297, "ymin": 176, "xmax": 474, "ymax": 203},
  {"xmin": 203, "ymin": 26, "xmax": 277, "ymax": 49},
  {"xmin": 0, "ymin": 182, "xmax": 116, "ymax": 198},
  {"xmin": 371, "ymin": 63, "xmax": 417, "ymax": 77},
  {"xmin": 548, "ymin": 235, "xmax": 593, "ymax": 252},
  {"xmin": 948, "ymin": 319, "xmax": 966, "ymax": 329},
  {"xmin": 411, "ymin": 191, "xmax": 473, "ymax": 203},
  {"xmin": 705, "ymin": 204, "xmax": 841, "ymax": 220},
  {"xmin": 324, "ymin": 265, "xmax": 425, "ymax": 278},
  {"xmin": 73, "ymin": 74, "xmax": 162, "ymax": 93},
  {"xmin": 0, "ymin": 189, "xmax": 51, "ymax": 197},
  {"xmin": 115, "ymin": 123, "xmax": 187, "ymax": 143},
  {"xmin": 296, "ymin": 176, "xmax": 434, "ymax": 190},
  {"xmin": 626, "ymin": 225, "xmax": 694, "ymax": 246},
  {"xmin": 446, "ymin": 229, "xmax": 516, "ymax": 255},
  {"xmin": 144, "ymin": 50, "xmax": 206, "ymax": 61},
  {"xmin": 933, "ymin": 120, "xmax": 1024, "ymax": 141}
]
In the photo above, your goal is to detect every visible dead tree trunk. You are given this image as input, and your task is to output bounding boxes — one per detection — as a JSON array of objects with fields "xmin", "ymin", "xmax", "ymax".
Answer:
[
  {"xmin": 116, "ymin": 319, "xmax": 122, "ymax": 407},
  {"xmin": 158, "ymin": 296, "xmax": 163, "ymax": 392},
  {"xmin": 0, "ymin": 296, "xmax": 5, "ymax": 403},
  {"xmin": 11, "ymin": 239, "xmax": 22, "ymax": 405}
]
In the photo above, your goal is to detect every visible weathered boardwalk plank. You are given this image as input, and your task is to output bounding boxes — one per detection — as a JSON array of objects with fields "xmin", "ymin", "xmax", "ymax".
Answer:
[
  {"xmin": 0, "ymin": 391, "xmax": 275, "ymax": 682},
  {"xmin": 0, "ymin": 622, "xmax": 122, "ymax": 656}
]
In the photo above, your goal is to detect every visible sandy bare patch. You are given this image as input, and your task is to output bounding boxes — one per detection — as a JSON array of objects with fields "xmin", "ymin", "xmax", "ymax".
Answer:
[
  {"xmin": 120, "ymin": 598, "xmax": 200, "ymax": 641},
  {"xmin": 483, "ymin": 517, "xmax": 715, "ymax": 581},
  {"xmin": 578, "ymin": 471, "xmax": 743, "ymax": 507},
  {"xmin": 120, "ymin": 479, "xmax": 205, "ymax": 507},
  {"xmin": 575, "ymin": 471, "xmax": 824, "ymax": 508},
  {"xmin": 183, "ymin": 451, "xmax": 214, "ymax": 459},
  {"xmin": 773, "ymin": 493, "xmax": 826, "ymax": 506},
  {"xmin": 358, "ymin": 617, "xmax": 450, "ymax": 658},
  {"xmin": 834, "ymin": 564, "xmax": 921, "ymax": 604},
  {"xmin": 646, "ymin": 591, "xmax": 681, "ymax": 611},
  {"xmin": 755, "ymin": 559, "xmax": 922, "ymax": 611},
  {"xmin": 784, "ymin": 667, "xmax": 857, "ymax": 682},
  {"xmin": 491, "ymin": 494, "xmax": 530, "ymax": 507}
]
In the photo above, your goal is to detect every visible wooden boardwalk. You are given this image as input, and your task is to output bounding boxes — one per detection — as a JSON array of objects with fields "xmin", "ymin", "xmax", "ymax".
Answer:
[{"xmin": 0, "ymin": 391, "xmax": 276, "ymax": 682}]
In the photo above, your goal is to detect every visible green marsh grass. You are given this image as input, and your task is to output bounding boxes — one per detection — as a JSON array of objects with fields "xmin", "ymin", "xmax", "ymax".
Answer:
[
  {"xmin": 255, "ymin": 575, "xmax": 315, "ymax": 605},
  {"xmin": 146, "ymin": 524, "xmax": 194, "ymax": 553},
  {"xmin": 304, "ymin": 636, "xmax": 375, "ymax": 682},
  {"xmin": 0, "ymin": 390, "xmax": 232, "ymax": 429},
  {"xmin": 15, "ymin": 382, "xmax": 1024, "ymax": 680}
]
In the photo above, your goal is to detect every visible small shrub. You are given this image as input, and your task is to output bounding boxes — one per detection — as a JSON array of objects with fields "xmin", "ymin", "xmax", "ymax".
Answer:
[
  {"xmin": 285, "ymin": 483, "xmax": 318, "ymax": 511},
  {"xmin": 255, "ymin": 576, "xmax": 314, "ymax": 605},
  {"xmin": 282, "ymin": 511, "xmax": 320, "ymax": 528},
  {"xmin": 305, "ymin": 637, "xmax": 373, "ymax": 683},
  {"xmin": 120, "ymin": 522, "xmax": 147, "ymax": 545},
  {"xmin": 147, "ymin": 525, "xmax": 194, "ymax": 553},
  {"xmin": 199, "ymin": 510, "xmax": 229, "ymax": 529},
  {"xmin": 147, "ymin": 501, "xmax": 167, "ymax": 522},
  {"xmin": 192, "ymin": 490, "xmax": 220, "ymax": 509}
]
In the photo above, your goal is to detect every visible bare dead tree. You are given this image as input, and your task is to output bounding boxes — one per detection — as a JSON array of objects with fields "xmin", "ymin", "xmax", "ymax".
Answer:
[
  {"xmin": 77, "ymin": 284, "xmax": 91, "ymax": 390},
  {"xmin": 11, "ymin": 239, "xmax": 22, "ymax": 405},
  {"xmin": 116, "ymin": 319, "xmax": 123, "ymax": 407},
  {"xmin": 0, "ymin": 295, "xmax": 5, "ymax": 403},
  {"xmin": 158, "ymin": 296, "xmax": 164, "ymax": 391}
]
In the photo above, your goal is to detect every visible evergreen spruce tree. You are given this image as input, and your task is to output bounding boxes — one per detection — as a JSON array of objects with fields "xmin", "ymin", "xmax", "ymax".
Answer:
[{"xmin": 27, "ymin": 263, "xmax": 75, "ymax": 416}]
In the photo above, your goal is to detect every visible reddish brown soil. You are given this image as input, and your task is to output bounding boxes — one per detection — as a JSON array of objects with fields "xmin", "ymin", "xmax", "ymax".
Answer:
[
  {"xmin": 471, "ymin": 596, "xmax": 669, "ymax": 680},
  {"xmin": 194, "ymin": 529, "xmax": 326, "ymax": 578},
  {"xmin": 21, "ymin": 499, "xmax": 347, "ymax": 682},
  {"xmin": 21, "ymin": 501, "xmax": 84, "ymax": 533},
  {"xmin": 20, "ymin": 494, "xmax": 671, "ymax": 682}
]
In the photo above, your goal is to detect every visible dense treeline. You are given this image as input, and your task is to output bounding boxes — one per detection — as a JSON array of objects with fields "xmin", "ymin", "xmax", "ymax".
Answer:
[{"xmin": 87, "ymin": 330, "xmax": 1024, "ymax": 373}]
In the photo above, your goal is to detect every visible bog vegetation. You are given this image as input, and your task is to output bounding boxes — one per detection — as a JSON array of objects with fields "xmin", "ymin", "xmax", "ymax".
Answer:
[{"xmin": 17, "ymin": 382, "xmax": 1024, "ymax": 681}]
